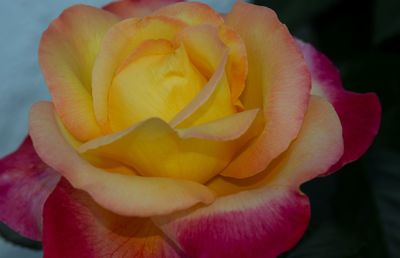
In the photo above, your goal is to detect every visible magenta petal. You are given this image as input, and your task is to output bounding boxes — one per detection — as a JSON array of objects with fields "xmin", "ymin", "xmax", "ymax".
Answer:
[
  {"xmin": 0, "ymin": 137, "xmax": 60, "ymax": 240},
  {"xmin": 154, "ymin": 186, "xmax": 310, "ymax": 258},
  {"xmin": 42, "ymin": 179, "xmax": 184, "ymax": 258},
  {"xmin": 298, "ymin": 40, "xmax": 381, "ymax": 173}
]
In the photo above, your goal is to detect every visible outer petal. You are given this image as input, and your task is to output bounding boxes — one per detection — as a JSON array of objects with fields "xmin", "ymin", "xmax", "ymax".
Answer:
[
  {"xmin": 43, "ymin": 179, "xmax": 184, "ymax": 258},
  {"xmin": 152, "ymin": 96, "xmax": 343, "ymax": 258},
  {"xmin": 0, "ymin": 137, "xmax": 60, "ymax": 240},
  {"xmin": 154, "ymin": 186, "xmax": 310, "ymax": 258},
  {"xmin": 298, "ymin": 40, "xmax": 381, "ymax": 173},
  {"xmin": 103, "ymin": 0, "xmax": 182, "ymax": 19},
  {"xmin": 208, "ymin": 96, "xmax": 344, "ymax": 196},
  {"xmin": 221, "ymin": 2, "xmax": 311, "ymax": 178},
  {"xmin": 29, "ymin": 102, "xmax": 215, "ymax": 217},
  {"xmin": 39, "ymin": 5, "xmax": 120, "ymax": 140}
]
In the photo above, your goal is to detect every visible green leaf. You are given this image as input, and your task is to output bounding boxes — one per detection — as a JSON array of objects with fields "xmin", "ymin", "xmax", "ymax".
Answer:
[{"xmin": 374, "ymin": 0, "xmax": 400, "ymax": 43}]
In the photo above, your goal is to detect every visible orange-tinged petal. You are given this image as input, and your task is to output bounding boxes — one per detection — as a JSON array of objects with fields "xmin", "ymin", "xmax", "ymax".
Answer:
[
  {"xmin": 208, "ymin": 96, "xmax": 343, "ymax": 196},
  {"xmin": 103, "ymin": 0, "xmax": 182, "ymax": 19},
  {"xmin": 152, "ymin": 2, "xmax": 224, "ymax": 26},
  {"xmin": 92, "ymin": 16, "xmax": 186, "ymax": 131},
  {"xmin": 77, "ymin": 111, "xmax": 253, "ymax": 183},
  {"xmin": 29, "ymin": 102, "xmax": 215, "ymax": 217},
  {"xmin": 39, "ymin": 5, "xmax": 120, "ymax": 141},
  {"xmin": 177, "ymin": 25, "xmax": 225, "ymax": 79},
  {"xmin": 109, "ymin": 42, "xmax": 206, "ymax": 131},
  {"xmin": 176, "ymin": 24, "xmax": 247, "ymax": 105},
  {"xmin": 221, "ymin": 2, "xmax": 311, "ymax": 178},
  {"xmin": 219, "ymin": 25, "xmax": 248, "ymax": 103}
]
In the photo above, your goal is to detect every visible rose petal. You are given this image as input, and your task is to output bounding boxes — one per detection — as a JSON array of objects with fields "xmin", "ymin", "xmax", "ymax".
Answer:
[
  {"xmin": 0, "ymin": 137, "xmax": 60, "ymax": 240},
  {"xmin": 152, "ymin": 96, "xmax": 343, "ymax": 258},
  {"xmin": 207, "ymin": 96, "xmax": 344, "ymax": 196},
  {"xmin": 108, "ymin": 41, "xmax": 206, "ymax": 131},
  {"xmin": 153, "ymin": 186, "xmax": 310, "ymax": 258},
  {"xmin": 43, "ymin": 179, "xmax": 184, "ymax": 258},
  {"xmin": 152, "ymin": 2, "xmax": 224, "ymax": 26},
  {"xmin": 176, "ymin": 109, "xmax": 259, "ymax": 141},
  {"xmin": 298, "ymin": 40, "xmax": 381, "ymax": 173},
  {"xmin": 29, "ymin": 102, "xmax": 215, "ymax": 217},
  {"xmin": 78, "ymin": 108, "xmax": 257, "ymax": 184},
  {"xmin": 92, "ymin": 16, "xmax": 186, "ymax": 131},
  {"xmin": 169, "ymin": 49, "xmax": 236, "ymax": 127},
  {"xmin": 103, "ymin": 0, "xmax": 182, "ymax": 19},
  {"xmin": 221, "ymin": 2, "xmax": 311, "ymax": 178},
  {"xmin": 176, "ymin": 24, "xmax": 247, "ymax": 105},
  {"xmin": 39, "ymin": 5, "xmax": 120, "ymax": 140}
]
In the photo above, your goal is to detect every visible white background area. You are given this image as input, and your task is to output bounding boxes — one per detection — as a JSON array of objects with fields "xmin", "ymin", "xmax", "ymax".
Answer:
[{"xmin": 0, "ymin": 0, "xmax": 249, "ymax": 257}]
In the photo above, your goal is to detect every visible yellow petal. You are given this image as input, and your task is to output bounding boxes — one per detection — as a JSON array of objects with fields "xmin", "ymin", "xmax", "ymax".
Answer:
[
  {"xmin": 39, "ymin": 5, "xmax": 120, "ymax": 140},
  {"xmin": 109, "ymin": 41, "xmax": 206, "ymax": 131},
  {"xmin": 92, "ymin": 16, "xmax": 186, "ymax": 132},
  {"xmin": 78, "ymin": 109, "xmax": 257, "ymax": 184},
  {"xmin": 152, "ymin": 2, "xmax": 224, "ymax": 26},
  {"xmin": 221, "ymin": 2, "xmax": 311, "ymax": 178},
  {"xmin": 208, "ymin": 96, "xmax": 343, "ymax": 196},
  {"xmin": 29, "ymin": 102, "xmax": 215, "ymax": 217}
]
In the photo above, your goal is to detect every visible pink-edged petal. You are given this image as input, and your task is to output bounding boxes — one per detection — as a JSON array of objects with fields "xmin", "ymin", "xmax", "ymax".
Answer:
[
  {"xmin": 152, "ymin": 96, "xmax": 343, "ymax": 257},
  {"xmin": 298, "ymin": 40, "xmax": 381, "ymax": 173},
  {"xmin": 207, "ymin": 96, "xmax": 344, "ymax": 196},
  {"xmin": 221, "ymin": 2, "xmax": 311, "ymax": 178},
  {"xmin": 154, "ymin": 186, "xmax": 310, "ymax": 258},
  {"xmin": 0, "ymin": 137, "xmax": 60, "ymax": 240},
  {"xmin": 43, "ymin": 179, "xmax": 184, "ymax": 258},
  {"xmin": 103, "ymin": 0, "xmax": 182, "ymax": 19},
  {"xmin": 29, "ymin": 102, "xmax": 215, "ymax": 217},
  {"xmin": 39, "ymin": 5, "xmax": 120, "ymax": 140}
]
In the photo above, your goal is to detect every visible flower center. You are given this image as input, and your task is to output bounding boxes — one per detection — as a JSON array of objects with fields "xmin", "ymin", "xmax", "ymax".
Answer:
[{"xmin": 108, "ymin": 39, "xmax": 207, "ymax": 132}]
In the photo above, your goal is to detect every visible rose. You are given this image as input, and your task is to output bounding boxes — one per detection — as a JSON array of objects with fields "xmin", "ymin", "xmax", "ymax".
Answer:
[{"xmin": 0, "ymin": 0, "xmax": 381, "ymax": 257}]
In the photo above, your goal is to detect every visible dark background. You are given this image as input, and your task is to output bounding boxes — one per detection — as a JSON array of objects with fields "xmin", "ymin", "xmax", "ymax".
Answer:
[
  {"xmin": 253, "ymin": 0, "xmax": 400, "ymax": 257},
  {"xmin": 1, "ymin": 0, "xmax": 399, "ymax": 257}
]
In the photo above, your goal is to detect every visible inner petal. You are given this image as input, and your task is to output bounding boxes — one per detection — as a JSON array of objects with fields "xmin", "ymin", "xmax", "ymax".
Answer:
[{"xmin": 108, "ymin": 40, "xmax": 206, "ymax": 131}]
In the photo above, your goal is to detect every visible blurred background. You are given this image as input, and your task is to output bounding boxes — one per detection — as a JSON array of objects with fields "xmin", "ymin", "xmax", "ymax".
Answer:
[{"xmin": 0, "ymin": 0, "xmax": 399, "ymax": 257}]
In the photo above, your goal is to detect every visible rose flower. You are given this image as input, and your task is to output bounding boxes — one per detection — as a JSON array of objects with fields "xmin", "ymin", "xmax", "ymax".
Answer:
[{"xmin": 0, "ymin": 1, "xmax": 381, "ymax": 257}]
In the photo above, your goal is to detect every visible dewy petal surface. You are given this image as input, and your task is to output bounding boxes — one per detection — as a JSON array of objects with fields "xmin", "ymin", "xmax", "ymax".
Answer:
[
  {"xmin": 103, "ymin": 0, "xmax": 182, "ymax": 19},
  {"xmin": 39, "ymin": 5, "xmax": 120, "ymax": 140},
  {"xmin": 152, "ymin": 96, "xmax": 343, "ymax": 258},
  {"xmin": 29, "ymin": 102, "xmax": 215, "ymax": 217},
  {"xmin": 0, "ymin": 137, "xmax": 60, "ymax": 240},
  {"xmin": 222, "ymin": 2, "xmax": 311, "ymax": 178},
  {"xmin": 43, "ymin": 179, "xmax": 184, "ymax": 258},
  {"xmin": 298, "ymin": 40, "xmax": 381, "ymax": 173}
]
